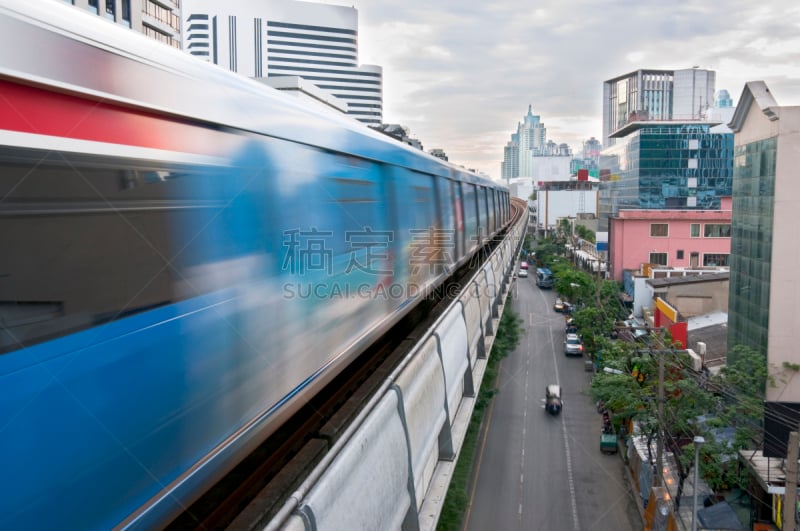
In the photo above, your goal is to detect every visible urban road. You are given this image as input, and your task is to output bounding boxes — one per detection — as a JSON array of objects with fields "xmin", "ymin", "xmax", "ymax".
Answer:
[{"xmin": 463, "ymin": 272, "xmax": 642, "ymax": 531}]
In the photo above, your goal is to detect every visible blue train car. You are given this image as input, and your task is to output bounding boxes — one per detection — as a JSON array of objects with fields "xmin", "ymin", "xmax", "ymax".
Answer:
[{"xmin": 0, "ymin": 1, "xmax": 509, "ymax": 529}]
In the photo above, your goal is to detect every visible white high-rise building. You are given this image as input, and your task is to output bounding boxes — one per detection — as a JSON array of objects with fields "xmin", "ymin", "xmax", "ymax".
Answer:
[
  {"xmin": 518, "ymin": 105, "xmax": 546, "ymax": 177},
  {"xmin": 183, "ymin": 0, "xmax": 383, "ymax": 125},
  {"xmin": 501, "ymin": 105, "xmax": 571, "ymax": 182}
]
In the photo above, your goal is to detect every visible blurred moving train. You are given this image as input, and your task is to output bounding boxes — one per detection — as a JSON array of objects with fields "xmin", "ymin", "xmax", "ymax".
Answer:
[{"xmin": 0, "ymin": 2, "xmax": 510, "ymax": 528}]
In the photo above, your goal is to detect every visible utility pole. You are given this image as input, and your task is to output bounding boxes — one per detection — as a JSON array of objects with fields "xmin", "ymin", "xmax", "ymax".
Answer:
[
  {"xmin": 595, "ymin": 258, "xmax": 602, "ymax": 307},
  {"xmin": 656, "ymin": 350, "xmax": 664, "ymax": 486},
  {"xmin": 785, "ymin": 431, "xmax": 798, "ymax": 531}
]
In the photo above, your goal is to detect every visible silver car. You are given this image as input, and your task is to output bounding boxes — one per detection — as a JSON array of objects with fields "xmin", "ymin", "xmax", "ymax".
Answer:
[{"xmin": 565, "ymin": 333, "xmax": 584, "ymax": 356}]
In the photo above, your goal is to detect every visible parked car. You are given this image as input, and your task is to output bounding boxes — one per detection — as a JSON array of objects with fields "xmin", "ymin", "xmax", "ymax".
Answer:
[
  {"xmin": 518, "ymin": 268, "xmax": 528, "ymax": 278},
  {"xmin": 553, "ymin": 298, "xmax": 565, "ymax": 312},
  {"xmin": 565, "ymin": 333, "xmax": 584, "ymax": 356},
  {"xmin": 520, "ymin": 261, "xmax": 529, "ymax": 270},
  {"xmin": 565, "ymin": 318, "xmax": 579, "ymax": 335}
]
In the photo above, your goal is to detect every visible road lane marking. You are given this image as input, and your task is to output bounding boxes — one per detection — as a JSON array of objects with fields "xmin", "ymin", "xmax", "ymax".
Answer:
[{"xmin": 549, "ymin": 324, "xmax": 581, "ymax": 531}]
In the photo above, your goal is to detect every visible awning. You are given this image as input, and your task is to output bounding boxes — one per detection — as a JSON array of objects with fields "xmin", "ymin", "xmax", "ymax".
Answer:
[{"xmin": 697, "ymin": 501, "xmax": 744, "ymax": 530}]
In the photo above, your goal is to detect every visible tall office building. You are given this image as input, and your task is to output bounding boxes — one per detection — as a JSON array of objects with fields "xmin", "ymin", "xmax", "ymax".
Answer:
[
  {"xmin": 598, "ymin": 67, "xmax": 732, "ymax": 232},
  {"xmin": 501, "ymin": 105, "xmax": 572, "ymax": 183},
  {"xmin": 62, "ymin": 0, "xmax": 181, "ymax": 48},
  {"xmin": 602, "ymin": 68, "xmax": 716, "ymax": 147},
  {"xmin": 727, "ymin": 81, "xmax": 800, "ymax": 459},
  {"xmin": 501, "ymin": 133, "xmax": 519, "ymax": 183},
  {"xmin": 518, "ymin": 105, "xmax": 546, "ymax": 177},
  {"xmin": 182, "ymin": 0, "xmax": 383, "ymax": 125}
]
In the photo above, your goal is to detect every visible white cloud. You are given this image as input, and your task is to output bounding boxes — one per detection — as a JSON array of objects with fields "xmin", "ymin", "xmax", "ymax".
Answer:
[{"xmin": 318, "ymin": 0, "xmax": 800, "ymax": 179}]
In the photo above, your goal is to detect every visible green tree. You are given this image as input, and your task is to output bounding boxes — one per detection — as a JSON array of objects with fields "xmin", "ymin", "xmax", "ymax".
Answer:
[
  {"xmin": 533, "ymin": 238, "xmax": 563, "ymax": 268},
  {"xmin": 713, "ymin": 345, "xmax": 767, "ymax": 450},
  {"xmin": 575, "ymin": 224, "xmax": 596, "ymax": 243},
  {"xmin": 552, "ymin": 269, "xmax": 594, "ymax": 306},
  {"xmin": 557, "ymin": 218, "xmax": 572, "ymax": 244}
]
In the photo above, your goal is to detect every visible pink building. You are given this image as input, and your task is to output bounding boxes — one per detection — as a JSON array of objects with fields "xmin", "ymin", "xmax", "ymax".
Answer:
[{"xmin": 608, "ymin": 197, "xmax": 732, "ymax": 281}]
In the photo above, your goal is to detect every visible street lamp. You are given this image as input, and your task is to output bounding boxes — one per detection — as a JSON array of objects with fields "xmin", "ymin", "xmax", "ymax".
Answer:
[{"xmin": 692, "ymin": 435, "xmax": 705, "ymax": 531}]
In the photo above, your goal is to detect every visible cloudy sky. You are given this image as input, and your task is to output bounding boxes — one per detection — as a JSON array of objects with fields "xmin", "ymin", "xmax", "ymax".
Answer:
[{"xmin": 316, "ymin": 0, "xmax": 800, "ymax": 180}]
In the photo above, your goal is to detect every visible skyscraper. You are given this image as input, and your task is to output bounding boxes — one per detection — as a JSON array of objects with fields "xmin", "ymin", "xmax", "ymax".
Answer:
[
  {"xmin": 183, "ymin": 0, "xmax": 383, "ymax": 125},
  {"xmin": 518, "ymin": 105, "xmax": 546, "ymax": 177},
  {"xmin": 501, "ymin": 105, "xmax": 571, "ymax": 183},
  {"xmin": 501, "ymin": 133, "xmax": 519, "ymax": 183}
]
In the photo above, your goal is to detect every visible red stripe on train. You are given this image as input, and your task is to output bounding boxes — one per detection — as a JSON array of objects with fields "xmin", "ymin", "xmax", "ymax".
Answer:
[{"xmin": 0, "ymin": 78, "xmax": 223, "ymax": 153}]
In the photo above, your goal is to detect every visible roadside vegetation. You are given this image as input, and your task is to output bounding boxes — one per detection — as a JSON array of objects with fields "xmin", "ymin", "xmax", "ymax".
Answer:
[{"xmin": 536, "ymin": 236, "xmax": 769, "ymax": 498}]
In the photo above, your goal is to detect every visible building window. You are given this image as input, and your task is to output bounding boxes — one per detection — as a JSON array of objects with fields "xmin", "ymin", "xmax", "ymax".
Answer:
[
  {"xmin": 121, "ymin": 0, "xmax": 131, "ymax": 26},
  {"xmin": 88, "ymin": 0, "xmax": 98, "ymax": 14},
  {"xmin": 650, "ymin": 223, "xmax": 668, "ymax": 237},
  {"xmin": 690, "ymin": 224, "xmax": 700, "ymax": 238},
  {"xmin": 704, "ymin": 223, "xmax": 731, "ymax": 238},
  {"xmin": 677, "ymin": 250, "xmax": 684, "ymax": 260},
  {"xmin": 650, "ymin": 252, "xmax": 667, "ymax": 266},
  {"xmin": 703, "ymin": 253, "xmax": 729, "ymax": 266}
]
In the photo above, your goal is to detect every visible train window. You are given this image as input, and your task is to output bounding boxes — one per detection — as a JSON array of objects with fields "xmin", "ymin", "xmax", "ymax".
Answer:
[
  {"xmin": 409, "ymin": 172, "xmax": 436, "ymax": 232},
  {"xmin": 325, "ymin": 176, "xmax": 380, "ymax": 257},
  {"xmin": 320, "ymin": 153, "xmax": 388, "ymax": 262},
  {"xmin": 436, "ymin": 177, "xmax": 454, "ymax": 235},
  {"xmin": 0, "ymin": 151, "xmax": 232, "ymax": 354}
]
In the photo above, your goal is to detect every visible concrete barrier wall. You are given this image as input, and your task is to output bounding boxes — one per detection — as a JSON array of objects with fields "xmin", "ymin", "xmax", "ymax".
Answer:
[
  {"xmin": 475, "ymin": 274, "xmax": 491, "ymax": 338},
  {"xmin": 482, "ymin": 264, "xmax": 497, "ymax": 325},
  {"xmin": 272, "ymin": 209, "xmax": 527, "ymax": 531},
  {"xmin": 291, "ymin": 392, "xmax": 414, "ymax": 530},
  {"xmin": 459, "ymin": 285, "xmax": 483, "ymax": 366},
  {"xmin": 435, "ymin": 305, "xmax": 469, "ymax": 422},
  {"xmin": 393, "ymin": 336, "xmax": 447, "ymax": 511}
]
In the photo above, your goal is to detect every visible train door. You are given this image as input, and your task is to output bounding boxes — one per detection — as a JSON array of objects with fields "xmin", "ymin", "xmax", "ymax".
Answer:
[
  {"xmin": 488, "ymin": 189, "xmax": 496, "ymax": 236},
  {"xmin": 435, "ymin": 176, "xmax": 457, "ymax": 273},
  {"xmin": 451, "ymin": 178, "xmax": 465, "ymax": 263},
  {"xmin": 462, "ymin": 182, "xmax": 478, "ymax": 256},
  {"xmin": 476, "ymin": 186, "xmax": 487, "ymax": 247}
]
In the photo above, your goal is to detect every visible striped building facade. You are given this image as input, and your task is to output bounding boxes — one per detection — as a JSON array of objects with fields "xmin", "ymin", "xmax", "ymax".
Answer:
[{"xmin": 183, "ymin": 0, "xmax": 383, "ymax": 125}]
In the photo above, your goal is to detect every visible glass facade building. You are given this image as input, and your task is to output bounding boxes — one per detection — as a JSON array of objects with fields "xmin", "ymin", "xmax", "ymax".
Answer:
[
  {"xmin": 727, "ymin": 137, "xmax": 777, "ymax": 359},
  {"xmin": 598, "ymin": 123, "xmax": 733, "ymax": 231}
]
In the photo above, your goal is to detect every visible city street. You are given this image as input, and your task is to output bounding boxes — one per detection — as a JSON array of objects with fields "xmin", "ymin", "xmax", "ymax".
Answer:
[{"xmin": 464, "ymin": 272, "xmax": 642, "ymax": 531}]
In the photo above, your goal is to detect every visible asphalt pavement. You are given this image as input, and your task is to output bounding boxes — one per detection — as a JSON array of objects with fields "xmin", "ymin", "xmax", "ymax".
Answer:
[{"xmin": 463, "ymin": 272, "xmax": 642, "ymax": 531}]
